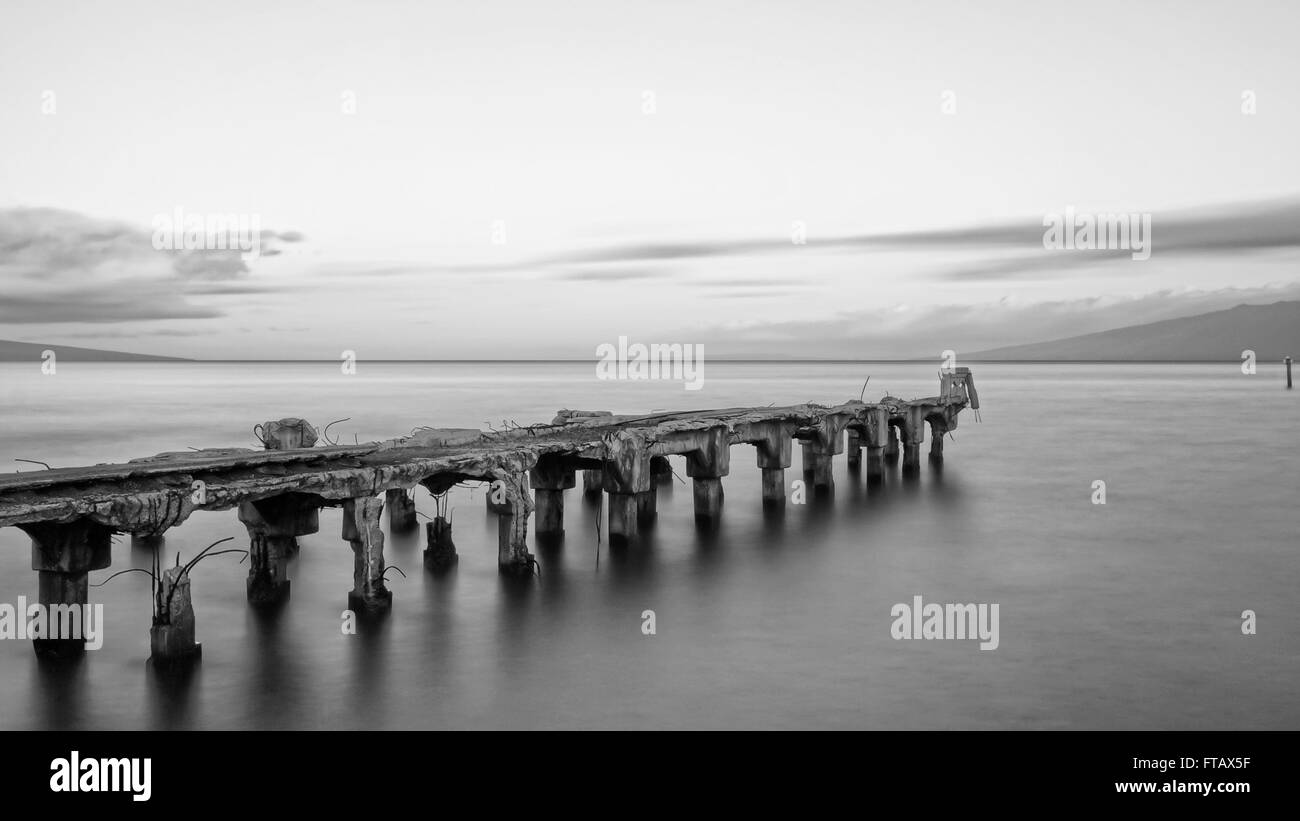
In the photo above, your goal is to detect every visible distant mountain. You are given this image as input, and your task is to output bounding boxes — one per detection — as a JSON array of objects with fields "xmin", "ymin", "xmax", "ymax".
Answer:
[
  {"xmin": 0, "ymin": 339, "xmax": 189, "ymax": 362},
  {"xmin": 969, "ymin": 301, "xmax": 1300, "ymax": 361}
]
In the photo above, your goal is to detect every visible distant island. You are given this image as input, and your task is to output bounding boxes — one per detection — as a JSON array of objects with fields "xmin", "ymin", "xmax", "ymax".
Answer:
[
  {"xmin": 3, "ymin": 301, "xmax": 1296, "ymax": 362},
  {"xmin": 0, "ymin": 339, "xmax": 189, "ymax": 362},
  {"xmin": 967, "ymin": 301, "xmax": 1299, "ymax": 361}
]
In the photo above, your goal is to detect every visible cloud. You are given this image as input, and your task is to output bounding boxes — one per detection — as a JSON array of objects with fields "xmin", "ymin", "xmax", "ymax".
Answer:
[
  {"xmin": 426, "ymin": 195, "xmax": 1300, "ymax": 284},
  {"xmin": 0, "ymin": 207, "xmax": 303, "ymax": 324},
  {"xmin": 553, "ymin": 267, "xmax": 668, "ymax": 282}
]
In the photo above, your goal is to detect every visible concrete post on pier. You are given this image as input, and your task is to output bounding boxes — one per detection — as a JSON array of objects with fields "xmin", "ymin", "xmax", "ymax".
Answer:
[
  {"xmin": 846, "ymin": 429, "xmax": 862, "ymax": 471},
  {"xmin": 929, "ymin": 420, "xmax": 945, "ymax": 460},
  {"xmin": 342, "ymin": 496, "xmax": 391, "ymax": 614},
  {"xmin": 491, "ymin": 472, "xmax": 535, "ymax": 575},
  {"xmin": 741, "ymin": 420, "xmax": 794, "ymax": 507},
  {"xmin": 17, "ymin": 519, "xmax": 112, "ymax": 659},
  {"xmin": 582, "ymin": 469, "xmax": 603, "ymax": 499},
  {"xmin": 150, "ymin": 563, "xmax": 200, "ymax": 665},
  {"xmin": 385, "ymin": 488, "xmax": 418, "ymax": 534},
  {"xmin": 602, "ymin": 431, "xmax": 650, "ymax": 544},
  {"xmin": 902, "ymin": 406, "xmax": 927, "ymax": 474},
  {"xmin": 238, "ymin": 494, "xmax": 320, "ymax": 606},
  {"xmin": 884, "ymin": 422, "xmax": 901, "ymax": 463},
  {"xmin": 255, "ymin": 417, "xmax": 318, "ymax": 450},
  {"xmin": 685, "ymin": 426, "xmax": 731, "ymax": 524},
  {"xmin": 530, "ymin": 456, "xmax": 575, "ymax": 540},
  {"xmin": 863, "ymin": 408, "xmax": 889, "ymax": 485}
]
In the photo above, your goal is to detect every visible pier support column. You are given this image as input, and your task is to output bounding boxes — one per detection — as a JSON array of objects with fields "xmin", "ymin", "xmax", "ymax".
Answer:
[
  {"xmin": 150, "ymin": 564, "xmax": 200, "ymax": 665},
  {"xmin": 801, "ymin": 413, "xmax": 848, "ymax": 491},
  {"xmin": 343, "ymin": 497, "xmax": 391, "ymax": 614},
  {"xmin": 530, "ymin": 457, "xmax": 576, "ymax": 540},
  {"xmin": 535, "ymin": 490, "xmax": 564, "ymax": 536},
  {"xmin": 685, "ymin": 426, "xmax": 731, "ymax": 523},
  {"xmin": 19, "ymin": 519, "xmax": 112, "ymax": 659},
  {"xmin": 863, "ymin": 407, "xmax": 890, "ymax": 484},
  {"xmin": 385, "ymin": 488, "xmax": 418, "ymax": 534},
  {"xmin": 761, "ymin": 468, "xmax": 785, "ymax": 504},
  {"xmin": 486, "ymin": 474, "xmax": 524, "ymax": 514},
  {"xmin": 884, "ymin": 424, "xmax": 900, "ymax": 462},
  {"xmin": 608, "ymin": 493, "xmax": 639, "ymax": 541},
  {"xmin": 693, "ymin": 478, "xmax": 724, "ymax": 521},
  {"xmin": 902, "ymin": 406, "xmax": 926, "ymax": 474},
  {"xmin": 238, "ymin": 495, "xmax": 320, "ymax": 606},
  {"xmin": 846, "ymin": 429, "xmax": 862, "ymax": 471},
  {"xmin": 492, "ymin": 473, "xmax": 535, "ymax": 575},
  {"xmin": 744, "ymin": 420, "xmax": 793, "ymax": 507},
  {"xmin": 602, "ymin": 431, "xmax": 650, "ymax": 544},
  {"xmin": 929, "ymin": 428, "xmax": 944, "ymax": 460},
  {"xmin": 637, "ymin": 487, "xmax": 657, "ymax": 523},
  {"xmin": 903, "ymin": 442, "xmax": 921, "ymax": 471},
  {"xmin": 582, "ymin": 469, "xmax": 603, "ymax": 499},
  {"xmin": 801, "ymin": 441, "xmax": 834, "ymax": 490}
]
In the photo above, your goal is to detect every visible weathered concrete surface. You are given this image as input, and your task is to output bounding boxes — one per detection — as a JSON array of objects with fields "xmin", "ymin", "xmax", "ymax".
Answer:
[{"xmin": 343, "ymin": 497, "xmax": 390, "ymax": 615}]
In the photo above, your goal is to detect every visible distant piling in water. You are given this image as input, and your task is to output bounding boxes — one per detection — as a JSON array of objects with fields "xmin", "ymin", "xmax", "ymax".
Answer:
[{"xmin": 1286, "ymin": 356, "xmax": 1293, "ymax": 389}]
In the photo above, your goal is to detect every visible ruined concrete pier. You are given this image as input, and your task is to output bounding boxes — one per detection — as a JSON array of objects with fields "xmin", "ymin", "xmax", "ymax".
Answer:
[{"xmin": 0, "ymin": 369, "xmax": 978, "ymax": 659}]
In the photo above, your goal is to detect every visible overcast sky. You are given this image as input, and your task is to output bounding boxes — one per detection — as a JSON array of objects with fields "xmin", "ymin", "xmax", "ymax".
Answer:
[{"xmin": 2, "ymin": 0, "xmax": 1298, "ymax": 358}]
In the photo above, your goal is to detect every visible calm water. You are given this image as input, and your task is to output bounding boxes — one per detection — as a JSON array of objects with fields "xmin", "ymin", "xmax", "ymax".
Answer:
[{"xmin": 0, "ymin": 361, "xmax": 1296, "ymax": 729}]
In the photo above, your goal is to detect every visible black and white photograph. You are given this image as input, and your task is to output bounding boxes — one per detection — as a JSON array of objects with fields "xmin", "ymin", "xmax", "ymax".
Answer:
[{"xmin": 0, "ymin": 0, "xmax": 1295, "ymax": 801}]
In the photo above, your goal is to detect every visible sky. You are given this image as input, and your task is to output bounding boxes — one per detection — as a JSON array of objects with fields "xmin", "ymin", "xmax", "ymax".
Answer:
[{"xmin": 1, "ymin": 0, "xmax": 1299, "ymax": 358}]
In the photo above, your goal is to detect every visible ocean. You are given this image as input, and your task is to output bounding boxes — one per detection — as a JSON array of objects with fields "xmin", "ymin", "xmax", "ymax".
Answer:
[{"xmin": 0, "ymin": 360, "xmax": 1295, "ymax": 729}]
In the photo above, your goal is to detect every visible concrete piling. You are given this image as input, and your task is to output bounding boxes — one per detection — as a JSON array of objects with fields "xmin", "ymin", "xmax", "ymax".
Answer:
[
  {"xmin": 743, "ymin": 420, "xmax": 793, "ymax": 507},
  {"xmin": 685, "ymin": 426, "xmax": 730, "ymax": 523},
  {"xmin": 423, "ymin": 517, "xmax": 458, "ymax": 573},
  {"xmin": 602, "ymin": 430, "xmax": 650, "ymax": 544},
  {"xmin": 238, "ymin": 495, "xmax": 319, "ymax": 606},
  {"xmin": 530, "ymin": 458, "xmax": 575, "ymax": 539},
  {"xmin": 150, "ymin": 564, "xmax": 200, "ymax": 665},
  {"xmin": 19, "ymin": 519, "xmax": 111, "ymax": 658},
  {"xmin": 343, "ymin": 497, "xmax": 391, "ymax": 614},
  {"xmin": 385, "ymin": 488, "xmax": 418, "ymax": 534},
  {"xmin": 761, "ymin": 468, "xmax": 785, "ymax": 505}
]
